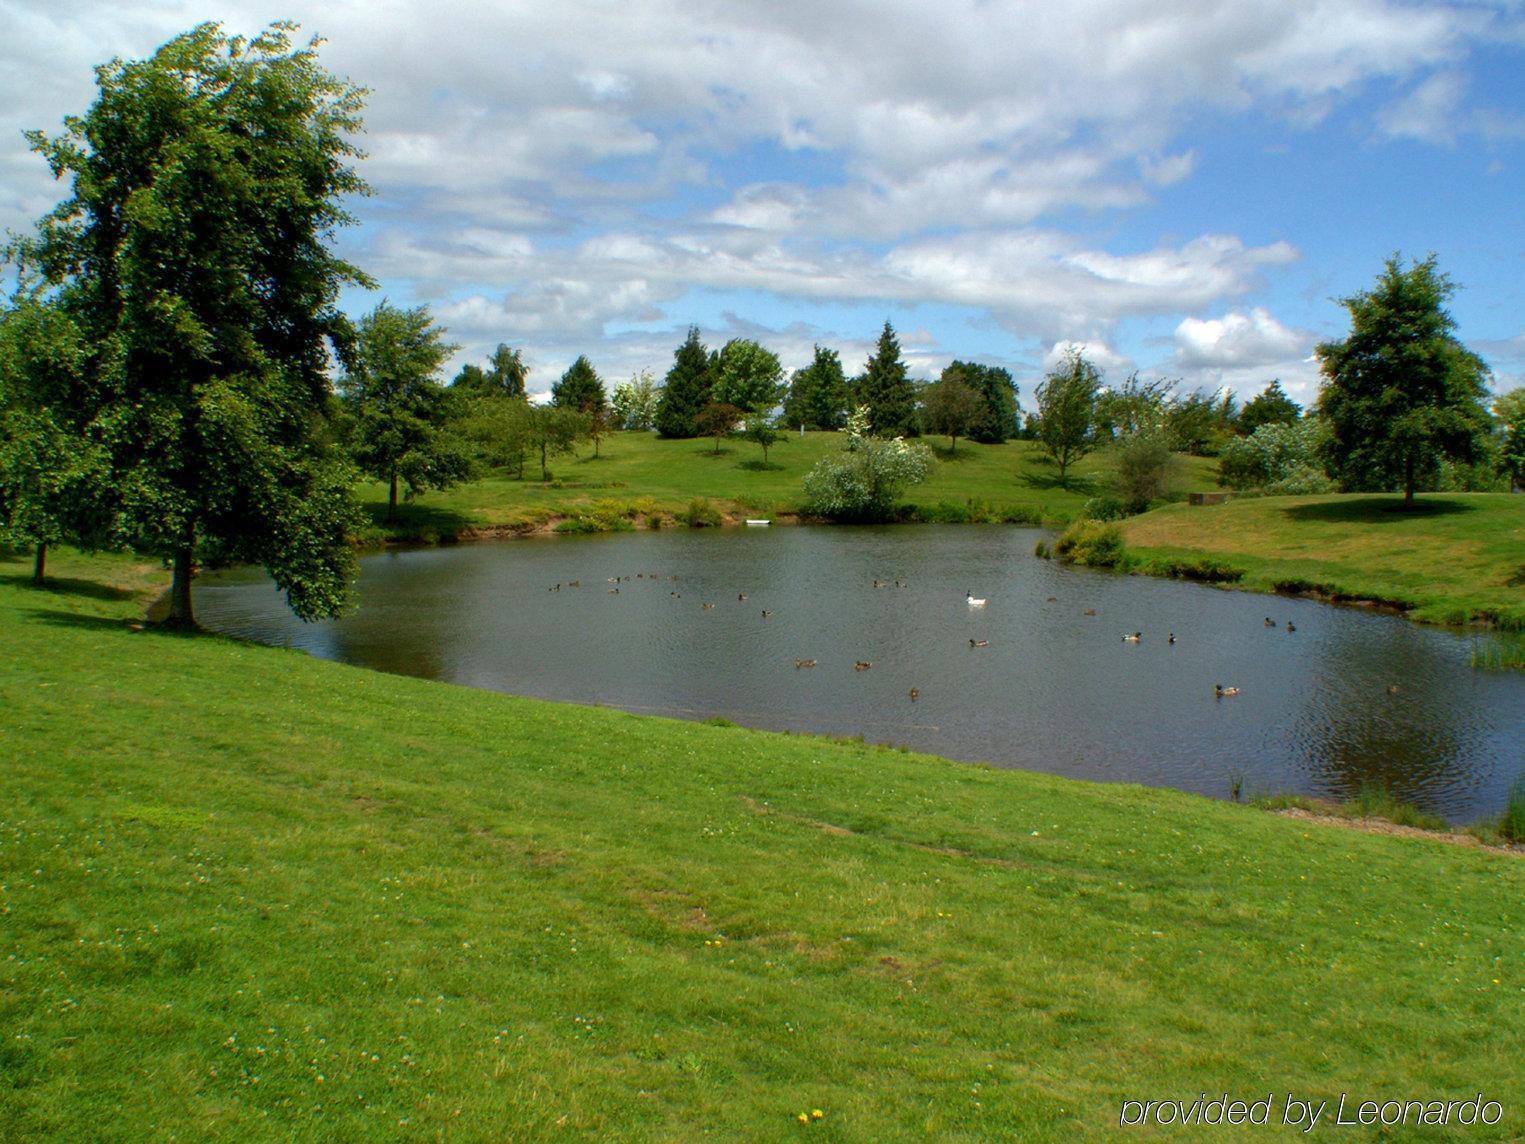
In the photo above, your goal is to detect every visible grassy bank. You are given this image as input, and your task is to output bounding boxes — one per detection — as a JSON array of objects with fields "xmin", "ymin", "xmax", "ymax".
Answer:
[
  {"xmin": 362, "ymin": 431, "xmax": 1220, "ymax": 541},
  {"xmin": 1120, "ymin": 493, "xmax": 1525, "ymax": 628},
  {"xmin": 3, "ymin": 550, "xmax": 1521, "ymax": 1141}
]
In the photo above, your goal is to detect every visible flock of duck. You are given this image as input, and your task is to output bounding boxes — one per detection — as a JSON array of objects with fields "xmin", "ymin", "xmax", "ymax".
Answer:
[{"xmin": 546, "ymin": 573, "xmax": 1329, "ymax": 703}]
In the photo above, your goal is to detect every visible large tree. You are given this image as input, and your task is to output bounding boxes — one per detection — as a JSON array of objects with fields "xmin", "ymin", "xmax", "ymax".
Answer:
[
  {"xmin": 857, "ymin": 321, "xmax": 918, "ymax": 436},
  {"xmin": 941, "ymin": 361, "xmax": 1020, "ymax": 443},
  {"xmin": 1316, "ymin": 255, "xmax": 1493, "ymax": 505},
  {"xmin": 920, "ymin": 372, "xmax": 985, "ymax": 452},
  {"xmin": 1033, "ymin": 349, "xmax": 1101, "ymax": 480},
  {"xmin": 1237, "ymin": 380, "xmax": 1301, "ymax": 435},
  {"xmin": 453, "ymin": 343, "xmax": 527, "ymax": 398},
  {"xmin": 17, "ymin": 22, "xmax": 371, "ymax": 624},
  {"xmin": 551, "ymin": 354, "xmax": 607, "ymax": 414},
  {"xmin": 342, "ymin": 301, "xmax": 473, "ymax": 522},
  {"xmin": 712, "ymin": 338, "xmax": 784, "ymax": 416},
  {"xmin": 1494, "ymin": 389, "xmax": 1525, "ymax": 492},
  {"xmin": 782, "ymin": 344, "xmax": 850, "ymax": 430},
  {"xmin": 611, "ymin": 369, "xmax": 660, "ymax": 431},
  {"xmin": 654, "ymin": 327, "xmax": 712, "ymax": 438}
]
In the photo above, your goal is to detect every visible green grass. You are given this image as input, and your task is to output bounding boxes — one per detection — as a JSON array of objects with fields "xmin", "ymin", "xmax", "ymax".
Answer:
[
  {"xmin": 1121, "ymin": 493, "xmax": 1525, "ymax": 627},
  {"xmin": 364, "ymin": 432, "xmax": 1221, "ymax": 540},
  {"xmin": 2, "ymin": 548, "xmax": 1522, "ymax": 1140}
]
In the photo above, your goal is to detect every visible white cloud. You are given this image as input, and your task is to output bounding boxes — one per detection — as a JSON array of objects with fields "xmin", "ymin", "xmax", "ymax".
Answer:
[{"xmin": 1170, "ymin": 308, "xmax": 1321, "ymax": 402}]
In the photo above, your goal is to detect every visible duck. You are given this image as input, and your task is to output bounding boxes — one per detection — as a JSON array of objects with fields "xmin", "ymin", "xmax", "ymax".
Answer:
[
  {"xmin": 909, "ymin": 687, "xmax": 920, "ymax": 701},
  {"xmin": 1167, "ymin": 633, "xmax": 1176, "ymax": 645},
  {"xmin": 1047, "ymin": 596, "xmax": 1058, "ymax": 603},
  {"xmin": 1122, "ymin": 632, "xmax": 1141, "ymax": 643},
  {"xmin": 853, "ymin": 661, "xmax": 872, "ymax": 671},
  {"xmin": 872, "ymin": 579, "xmax": 888, "ymax": 589},
  {"xmin": 969, "ymin": 639, "xmax": 989, "ymax": 648},
  {"xmin": 1084, "ymin": 608, "xmax": 1098, "ymax": 617},
  {"xmin": 794, "ymin": 658, "xmax": 817, "ymax": 669},
  {"xmin": 1286, "ymin": 621, "xmax": 1296, "ymax": 633},
  {"xmin": 567, "ymin": 580, "xmax": 580, "ymax": 588},
  {"xmin": 701, "ymin": 602, "xmax": 715, "ymax": 610},
  {"xmin": 967, "ymin": 592, "xmax": 987, "ymax": 607},
  {"xmin": 737, "ymin": 592, "xmax": 748, "ymax": 601},
  {"xmin": 761, "ymin": 610, "xmax": 773, "ymax": 619},
  {"xmin": 607, "ymin": 587, "xmax": 619, "ymax": 594},
  {"xmin": 895, "ymin": 580, "xmax": 906, "ymax": 588},
  {"xmin": 1214, "ymin": 684, "xmax": 1240, "ymax": 697},
  {"xmin": 1264, "ymin": 617, "xmax": 1276, "ymax": 627},
  {"xmin": 670, "ymin": 591, "xmax": 681, "ymax": 598}
]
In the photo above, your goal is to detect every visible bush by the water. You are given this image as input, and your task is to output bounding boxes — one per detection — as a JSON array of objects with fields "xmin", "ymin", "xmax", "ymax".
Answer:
[
  {"xmin": 1053, "ymin": 519, "xmax": 1126, "ymax": 568},
  {"xmin": 678, "ymin": 498, "xmax": 724, "ymax": 528},
  {"xmin": 1082, "ymin": 493, "xmax": 1128, "ymax": 521},
  {"xmin": 802, "ymin": 405, "xmax": 932, "ymax": 522}
]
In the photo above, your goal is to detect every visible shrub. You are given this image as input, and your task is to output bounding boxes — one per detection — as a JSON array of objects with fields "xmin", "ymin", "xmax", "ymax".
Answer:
[
  {"xmin": 679, "ymin": 498, "xmax": 723, "ymax": 528},
  {"xmin": 1082, "ymin": 494, "xmax": 1128, "ymax": 521},
  {"xmin": 1114, "ymin": 430, "xmax": 1173, "ymax": 511},
  {"xmin": 802, "ymin": 406, "xmax": 932, "ymax": 522},
  {"xmin": 1033, "ymin": 539, "xmax": 1052, "ymax": 559},
  {"xmin": 1160, "ymin": 558, "xmax": 1245, "ymax": 583},
  {"xmin": 1052, "ymin": 519, "xmax": 1126, "ymax": 568},
  {"xmin": 1501, "ymin": 777, "xmax": 1525, "ymax": 843}
]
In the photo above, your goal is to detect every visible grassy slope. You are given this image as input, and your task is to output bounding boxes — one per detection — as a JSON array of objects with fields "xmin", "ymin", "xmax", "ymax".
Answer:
[
  {"xmin": 365, "ymin": 432, "xmax": 1221, "ymax": 538},
  {"xmin": 1121, "ymin": 493, "xmax": 1525, "ymax": 627},
  {"xmin": 2, "ymin": 551, "xmax": 1521, "ymax": 1141}
]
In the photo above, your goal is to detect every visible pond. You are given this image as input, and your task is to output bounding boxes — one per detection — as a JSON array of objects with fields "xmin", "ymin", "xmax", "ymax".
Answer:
[{"xmin": 196, "ymin": 525, "xmax": 1525, "ymax": 823}]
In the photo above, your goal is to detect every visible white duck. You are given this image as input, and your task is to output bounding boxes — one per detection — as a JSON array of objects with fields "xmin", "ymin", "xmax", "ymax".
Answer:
[{"xmin": 966, "ymin": 591, "xmax": 987, "ymax": 608}]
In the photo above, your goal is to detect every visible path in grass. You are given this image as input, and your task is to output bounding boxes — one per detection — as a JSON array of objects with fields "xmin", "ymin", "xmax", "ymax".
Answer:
[{"xmin": 2, "ymin": 550, "xmax": 1521, "ymax": 1140}]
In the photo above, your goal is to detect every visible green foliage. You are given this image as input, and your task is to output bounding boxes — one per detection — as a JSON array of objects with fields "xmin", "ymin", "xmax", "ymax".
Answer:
[
  {"xmin": 1052, "ymin": 518, "xmax": 1127, "ymax": 568},
  {"xmin": 1237, "ymin": 380, "xmax": 1301, "ymax": 434},
  {"xmin": 16, "ymin": 21, "xmax": 371, "ymax": 623},
  {"xmin": 611, "ymin": 369, "xmax": 660, "ymax": 431},
  {"xmin": 856, "ymin": 321, "xmax": 917, "ymax": 437},
  {"xmin": 524, "ymin": 404, "xmax": 586, "ymax": 480},
  {"xmin": 550, "ymin": 354, "xmax": 607, "ymax": 414},
  {"xmin": 696, "ymin": 401, "xmax": 743, "ymax": 453},
  {"xmin": 919, "ymin": 372, "xmax": 985, "ymax": 451},
  {"xmin": 1165, "ymin": 390, "xmax": 1235, "ymax": 456},
  {"xmin": 941, "ymin": 361, "xmax": 1020, "ymax": 443},
  {"xmin": 782, "ymin": 344, "xmax": 850, "ymax": 430},
  {"xmin": 802, "ymin": 406, "xmax": 932, "ymax": 521},
  {"xmin": 1501, "ymin": 776, "xmax": 1525, "ymax": 842},
  {"xmin": 742, "ymin": 419, "xmax": 783, "ymax": 464},
  {"xmin": 1033, "ymin": 349, "xmax": 1100, "ymax": 479},
  {"xmin": 1094, "ymin": 373, "xmax": 1171, "ymax": 441},
  {"xmin": 1317, "ymin": 255, "xmax": 1494, "ymax": 504},
  {"xmin": 342, "ymin": 301, "xmax": 472, "ymax": 520},
  {"xmin": 1082, "ymin": 494, "xmax": 1128, "ymax": 522},
  {"xmin": 453, "ymin": 344, "xmax": 527, "ymax": 398},
  {"xmin": 678, "ymin": 497, "xmax": 723, "ymax": 527},
  {"xmin": 655, "ymin": 327, "xmax": 713, "ymax": 438},
  {"xmin": 458, "ymin": 393, "xmax": 532, "ymax": 478},
  {"xmin": 1492, "ymin": 388, "xmax": 1525, "ymax": 491},
  {"xmin": 1114, "ymin": 430, "xmax": 1174, "ymax": 511},
  {"xmin": 712, "ymin": 339, "xmax": 784, "ymax": 414},
  {"xmin": 1217, "ymin": 418, "xmax": 1332, "ymax": 493}
]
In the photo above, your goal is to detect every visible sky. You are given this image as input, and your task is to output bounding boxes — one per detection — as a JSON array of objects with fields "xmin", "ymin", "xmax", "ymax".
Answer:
[{"xmin": 2, "ymin": 1, "xmax": 1523, "ymax": 406}]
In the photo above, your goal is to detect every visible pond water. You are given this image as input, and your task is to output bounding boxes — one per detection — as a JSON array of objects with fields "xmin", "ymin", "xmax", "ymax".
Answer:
[{"xmin": 196, "ymin": 526, "xmax": 1525, "ymax": 823}]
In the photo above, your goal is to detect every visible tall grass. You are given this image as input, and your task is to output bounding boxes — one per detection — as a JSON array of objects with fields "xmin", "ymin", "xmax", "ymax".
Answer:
[{"xmin": 1472, "ymin": 631, "xmax": 1525, "ymax": 671}]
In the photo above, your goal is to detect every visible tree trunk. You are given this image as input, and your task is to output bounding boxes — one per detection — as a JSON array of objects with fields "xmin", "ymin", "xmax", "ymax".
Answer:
[
  {"xmin": 540, "ymin": 442, "xmax": 549, "ymax": 481},
  {"xmin": 167, "ymin": 539, "xmax": 196, "ymax": 628},
  {"xmin": 1403, "ymin": 452, "xmax": 1415, "ymax": 507},
  {"xmin": 32, "ymin": 541, "xmax": 47, "ymax": 585},
  {"xmin": 387, "ymin": 470, "xmax": 399, "ymax": 522}
]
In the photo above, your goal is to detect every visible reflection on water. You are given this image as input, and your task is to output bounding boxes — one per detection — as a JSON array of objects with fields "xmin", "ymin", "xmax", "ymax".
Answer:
[{"xmin": 197, "ymin": 526, "xmax": 1525, "ymax": 822}]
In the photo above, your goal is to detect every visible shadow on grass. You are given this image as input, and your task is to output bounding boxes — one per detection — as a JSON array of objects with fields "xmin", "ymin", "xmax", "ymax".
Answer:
[
  {"xmin": 1016, "ymin": 470, "xmax": 1096, "ymax": 494},
  {"xmin": 929, "ymin": 444, "xmax": 977, "ymax": 462},
  {"xmin": 1281, "ymin": 496, "xmax": 1477, "ymax": 525},
  {"xmin": 359, "ymin": 500, "xmax": 477, "ymax": 540},
  {"xmin": 1, "ymin": 573, "xmax": 139, "ymax": 601},
  {"xmin": 695, "ymin": 447, "xmax": 735, "ymax": 459},
  {"xmin": 736, "ymin": 459, "xmax": 786, "ymax": 472},
  {"xmin": 23, "ymin": 608, "xmax": 203, "ymax": 636}
]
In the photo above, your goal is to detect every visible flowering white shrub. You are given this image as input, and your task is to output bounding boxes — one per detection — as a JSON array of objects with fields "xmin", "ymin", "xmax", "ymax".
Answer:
[{"xmin": 803, "ymin": 405, "xmax": 932, "ymax": 520}]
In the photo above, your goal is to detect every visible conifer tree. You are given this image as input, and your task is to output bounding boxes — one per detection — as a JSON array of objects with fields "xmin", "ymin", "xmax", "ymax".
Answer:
[
  {"xmin": 857, "ymin": 321, "xmax": 917, "ymax": 436},
  {"xmin": 654, "ymin": 327, "xmax": 713, "ymax": 438}
]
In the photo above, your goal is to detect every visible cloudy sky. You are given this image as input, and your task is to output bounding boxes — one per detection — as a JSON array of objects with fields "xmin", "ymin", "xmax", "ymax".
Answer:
[{"xmin": 3, "ymin": 1, "xmax": 1523, "ymax": 404}]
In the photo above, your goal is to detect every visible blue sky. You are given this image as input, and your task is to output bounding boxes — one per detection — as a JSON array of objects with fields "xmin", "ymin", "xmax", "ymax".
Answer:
[{"xmin": 3, "ymin": 0, "xmax": 1522, "ymax": 407}]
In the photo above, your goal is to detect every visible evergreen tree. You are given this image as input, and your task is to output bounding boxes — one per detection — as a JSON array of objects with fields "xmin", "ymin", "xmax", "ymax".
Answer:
[
  {"xmin": 1316, "ymin": 255, "xmax": 1493, "ymax": 505},
  {"xmin": 857, "ymin": 321, "xmax": 917, "ymax": 436},
  {"xmin": 654, "ymin": 327, "xmax": 713, "ymax": 438},
  {"xmin": 551, "ymin": 354, "xmax": 607, "ymax": 414},
  {"xmin": 1237, "ymin": 380, "xmax": 1301, "ymax": 435},
  {"xmin": 782, "ymin": 345, "xmax": 850, "ymax": 430},
  {"xmin": 15, "ymin": 22, "xmax": 371, "ymax": 624}
]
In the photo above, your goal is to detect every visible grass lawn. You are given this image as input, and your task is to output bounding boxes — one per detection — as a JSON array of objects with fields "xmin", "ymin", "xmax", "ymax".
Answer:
[
  {"xmin": 1121, "ymin": 493, "xmax": 1525, "ymax": 627},
  {"xmin": 2, "ymin": 548, "xmax": 1521, "ymax": 1140},
  {"xmin": 362, "ymin": 431, "xmax": 1221, "ymax": 540}
]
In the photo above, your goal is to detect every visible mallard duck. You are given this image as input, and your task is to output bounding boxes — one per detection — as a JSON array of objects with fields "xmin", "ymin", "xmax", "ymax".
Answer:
[
  {"xmin": 794, "ymin": 658, "xmax": 817, "ymax": 669},
  {"xmin": 969, "ymin": 639, "xmax": 989, "ymax": 648},
  {"xmin": 909, "ymin": 687, "xmax": 920, "ymax": 701},
  {"xmin": 1214, "ymin": 684, "xmax": 1240, "ymax": 697},
  {"xmin": 1122, "ymin": 632, "xmax": 1141, "ymax": 642},
  {"xmin": 854, "ymin": 661, "xmax": 872, "ymax": 671},
  {"xmin": 1286, "ymin": 621, "xmax": 1296, "ymax": 632},
  {"xmin": 1264, "ymin": 617, "xmax": 1275, "ymax": 627},
  {"xmin": 761, "ymin": 610, "xmax": 773, "ymax": 619},
  {"xmin": 1167, "ymin": 633, "xmax": 1176, "ymax": 644},
  {"xmin": 967, "ymin": 592, "xmax": 987, "ymax": 607},
  {"xmin": 737, "ymin": 592, "xmax": 747, "ymax": 601},
  {"xmin": 701, "ymin": 602, "xmax": 715, "ymax": 609},
  {"xmin": 1084, "ymin": 608, "xmax": 1098, "ymax": 616}
]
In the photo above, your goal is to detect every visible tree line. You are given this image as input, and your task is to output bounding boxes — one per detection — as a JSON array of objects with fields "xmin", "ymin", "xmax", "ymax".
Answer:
[{"xmin": 2, "ymin": 23, "xmax": 1517, "ymax": 627}]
